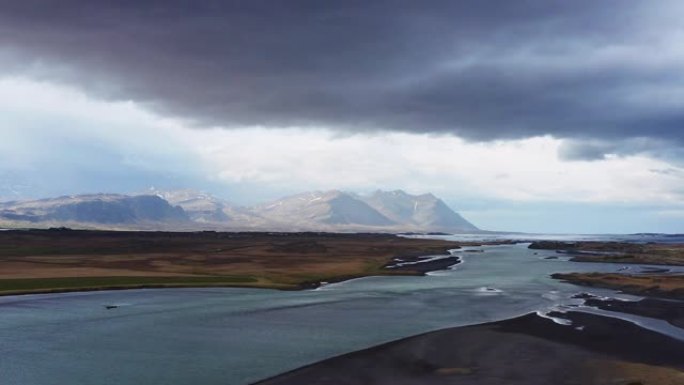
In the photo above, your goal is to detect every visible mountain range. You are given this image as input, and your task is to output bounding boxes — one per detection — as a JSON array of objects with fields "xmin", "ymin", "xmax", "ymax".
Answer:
[{"xmin": 0, "ymin": 189, "xmax": 478, "ymax": 233}]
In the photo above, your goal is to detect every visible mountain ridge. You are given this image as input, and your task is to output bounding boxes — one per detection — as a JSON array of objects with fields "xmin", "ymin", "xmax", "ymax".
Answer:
[{"xmin": 0, "ymin": 189, "xmax": 479, "ymax": 233}]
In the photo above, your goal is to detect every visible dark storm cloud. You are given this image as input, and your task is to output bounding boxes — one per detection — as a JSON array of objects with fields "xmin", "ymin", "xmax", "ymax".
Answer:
[{"xmin": 1, "ymin": 1, "xmax": 683, "ymax": 146}]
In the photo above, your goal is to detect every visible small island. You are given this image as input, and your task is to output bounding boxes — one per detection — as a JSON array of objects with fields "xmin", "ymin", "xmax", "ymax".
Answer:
[{"xmin": 529, "ymin": 240, "xmax": 684, "ymax": 265}]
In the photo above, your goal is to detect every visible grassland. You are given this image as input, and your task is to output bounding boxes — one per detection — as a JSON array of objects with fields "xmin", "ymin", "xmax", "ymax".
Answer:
[{"xmin": 0, "ymin": 229, "xmax": 469, "ymax": 295}]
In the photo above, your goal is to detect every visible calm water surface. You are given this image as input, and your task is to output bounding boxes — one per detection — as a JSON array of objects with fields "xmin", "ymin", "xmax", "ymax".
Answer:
[{"xmin": 2, "ymin": 235, "xmax": 683, "ymax": 385}]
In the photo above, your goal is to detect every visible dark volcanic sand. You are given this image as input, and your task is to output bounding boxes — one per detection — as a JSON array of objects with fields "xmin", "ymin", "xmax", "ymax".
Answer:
[{"xmin": 255, "ymin": 312, "xmax": 684, "ymax": 385}]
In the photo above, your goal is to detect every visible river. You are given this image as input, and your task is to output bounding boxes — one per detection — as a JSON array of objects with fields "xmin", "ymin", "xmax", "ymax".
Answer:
[{"xmin": 2, "ymin": 236, "xmax": 683, "ymax": 385}]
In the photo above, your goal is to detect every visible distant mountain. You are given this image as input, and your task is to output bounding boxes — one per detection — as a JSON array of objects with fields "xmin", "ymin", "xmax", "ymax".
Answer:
[
  {"xmin": 149, "ymin": 189, "xmax": 272, "ymax": 228},
  {"xmin": 0, "ymin": 194, "xmax": 188, "ymax": 225},
  {"xmin": 362, "ymin": 190, "xmax": 478, "ymax": 232},
  {"xmin": 254, "ymin": 190, "xmax": 395, "ymax": 228},
  {"xmin": 151, "ymin": 189, "xmax": 231, "ymax": 222},
  {"xmin": 0, "ymin": 189, "xmax": 479, "ymax": 232}
]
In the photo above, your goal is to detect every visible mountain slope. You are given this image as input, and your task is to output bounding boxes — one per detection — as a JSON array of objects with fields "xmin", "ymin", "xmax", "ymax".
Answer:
[
  {"xmin": 362, "ymin": 190, "xmax": 478, "ymax": 232},
  {"xmin": 255, "ymin": 190, "xmax": 395, "ymax": 228}
]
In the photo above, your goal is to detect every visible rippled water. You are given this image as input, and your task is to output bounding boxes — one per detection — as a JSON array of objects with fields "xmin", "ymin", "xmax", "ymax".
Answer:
[{"xmin": 1, "ymin": 240, "xmax": 683, "ymax": 385}]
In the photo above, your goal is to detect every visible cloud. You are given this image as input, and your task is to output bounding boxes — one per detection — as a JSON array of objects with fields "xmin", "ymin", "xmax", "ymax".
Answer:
[
  {"xmin": 0, "ymin": 78, "xmax": 210, "ymax": 199},
  {"xmin": 176, "ymin": 127, "xmax": 684, "ymax": 206},
  {"xmin": 2, "ymin": 77, "xmax": 684, "ymax": 232},
  {"xmin": 3, "ymin": 77, "xmax": 683, "ymax": 207},
  {"xmin": 1, "ymin": 1, "xmax": 684, "ymax": 147},
  {"xmin": 557, "ymin": 140, "xmax": 612, "ymax": 161}
]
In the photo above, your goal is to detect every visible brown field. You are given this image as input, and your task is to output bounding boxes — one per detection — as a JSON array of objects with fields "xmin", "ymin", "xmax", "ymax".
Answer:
[
  {"xmin": 0, "ymin": 229, "xmax": 471, "ymax": 295},
  {"xmin": 553, "ymin": 272, "xmax": 684, "ymax": 299}
]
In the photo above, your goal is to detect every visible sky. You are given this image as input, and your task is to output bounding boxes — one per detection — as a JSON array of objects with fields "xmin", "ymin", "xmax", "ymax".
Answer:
[{"xmin": 1, "ymin": 1, "xmax": 684, "ymax": 233}]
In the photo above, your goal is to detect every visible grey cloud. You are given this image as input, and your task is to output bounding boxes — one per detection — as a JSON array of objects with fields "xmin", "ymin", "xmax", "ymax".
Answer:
[
  {"xmin": 558, "ymin": 137, "xmax": 684, "ymax": 162},
  {"xmin": 558, "ymin": 141, "xmax": 611, "ymax": 161},
  {"xmin": 649, "ymin": 168, "xmax": 683, "ymax": 177},
  {"xmin": 1, "ymin": 1, "xmax": 683, "ymax": 144}
]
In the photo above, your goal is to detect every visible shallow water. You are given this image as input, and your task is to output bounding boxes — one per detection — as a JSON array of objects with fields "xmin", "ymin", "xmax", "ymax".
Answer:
[{"xmin": 1, "ymin": 240, "xmax": 683, "ymax": 385}]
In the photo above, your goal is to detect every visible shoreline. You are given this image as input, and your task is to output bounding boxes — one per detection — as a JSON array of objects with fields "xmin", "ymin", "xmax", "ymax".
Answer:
[
  {"xmin": 254, "ymin": 311, "xmax": 684, "ymax": 385},
  {"xmin": 0, "ymin": 280, "xmax": 287, "ymax": 298}
]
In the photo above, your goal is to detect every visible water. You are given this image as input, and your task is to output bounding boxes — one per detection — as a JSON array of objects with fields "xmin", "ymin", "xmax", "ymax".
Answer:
[
  {"xmin": 1, "ymin": 241, "xmax": 683, "ymax": 385},
  {"xmin": 415, "ymin": 232, "xmax": 684, "ymax": 244}
]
